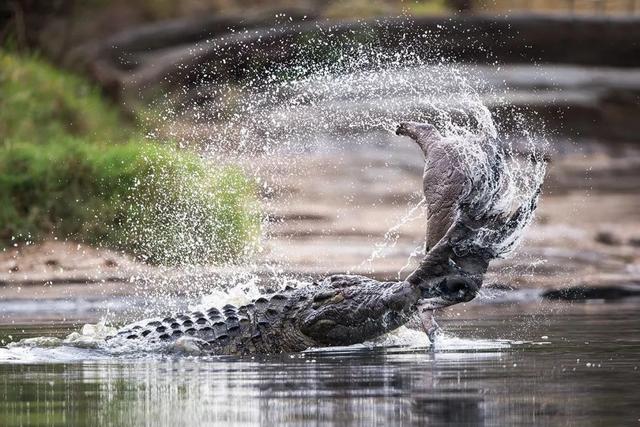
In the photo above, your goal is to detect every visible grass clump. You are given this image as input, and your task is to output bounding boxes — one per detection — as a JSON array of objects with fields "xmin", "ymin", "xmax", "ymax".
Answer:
[
  {"xmin": 0, "ymin": 51, "xmax": 127, "ymax": 144},
  {"xmin": 0, "ymin": 50, "xmax": 260, "ymax": 265}
]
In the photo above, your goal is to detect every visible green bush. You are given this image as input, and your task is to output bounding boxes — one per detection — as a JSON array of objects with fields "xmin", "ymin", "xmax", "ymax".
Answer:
[
  {"xmin": 0, "ymin": 139, "xmax": 260, "ymax": 264},
  {"xmin": 0, "ymin": 50, "xmax": 260, "ymax": 265},
  {"xmin": 0, "ymin": 50, "xmax": 127, "ymax": 144}
]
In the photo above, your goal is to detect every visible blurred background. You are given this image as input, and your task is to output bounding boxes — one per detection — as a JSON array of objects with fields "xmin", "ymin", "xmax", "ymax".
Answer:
[{"xmin": 1, "ymin": 0, "xmax": 639, "ymax": 306}]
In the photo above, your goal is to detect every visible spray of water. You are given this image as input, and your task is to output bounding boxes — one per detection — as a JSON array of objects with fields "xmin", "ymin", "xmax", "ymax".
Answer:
[
  {"xmin": 150, "ymin": 27, "xmax": 547, "ymax": 267},
  {"xmin": 5, "ymin": 21, "xmax": 550, "ymax": 358}
]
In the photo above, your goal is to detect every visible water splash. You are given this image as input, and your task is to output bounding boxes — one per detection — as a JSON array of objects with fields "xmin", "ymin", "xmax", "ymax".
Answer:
[
  {"xmin": 144, "ymin": 23, "xmax": 548, "ymax": 276},
  {"xmin": 361, "ymin": 198, "xmax": 426, "ymax": 270},
  {"xmin": 154, "ymin": 43, "xmax": 501, "ymax": 154},
  {"xmin": 5, "ymin": 21, "xmax": 550, "ymax": 359}
]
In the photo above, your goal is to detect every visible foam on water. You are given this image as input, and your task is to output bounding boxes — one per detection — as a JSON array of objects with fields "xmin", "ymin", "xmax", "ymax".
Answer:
[
  {"xmin": 0, "ymin": 321, "xmax": 173, "ymax": 363},
  {"xmin": 303, "ymin": 327, "xmax": 514, "ymax": 357},
  {"xmin": 1, "ymin": 322, "xmax": 516, "ymax": 363},
  {"xmin": 368, "ymin": 325, "xmax": 514, "ymax": 352}
]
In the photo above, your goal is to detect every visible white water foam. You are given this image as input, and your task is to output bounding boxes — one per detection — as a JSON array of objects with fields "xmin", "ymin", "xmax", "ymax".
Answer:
[{"xmin": 1, "ymin": 318, "xmax": 518, "ymax": 363}]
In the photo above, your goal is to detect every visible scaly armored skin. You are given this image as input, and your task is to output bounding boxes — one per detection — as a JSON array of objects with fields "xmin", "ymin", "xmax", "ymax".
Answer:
[
  {"xmin": 111, "ymin": 122, "xmax": 540, "ymax": 355},
  {"xmin": 110, "ymin": 236, "xmax": 479, "ymax": 355}
]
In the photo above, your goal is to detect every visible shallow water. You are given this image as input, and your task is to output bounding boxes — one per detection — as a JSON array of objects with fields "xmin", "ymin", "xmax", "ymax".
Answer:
[{"xmin": 1, "ymin": 300, "xmax": 639, "ymax": 426}]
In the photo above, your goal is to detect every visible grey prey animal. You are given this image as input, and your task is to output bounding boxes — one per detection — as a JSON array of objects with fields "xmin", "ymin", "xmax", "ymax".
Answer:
[
  {"xmin": 110, "ymin": 122, "xmax": 541, "ymax": 355},
  {"xmin": 396, "ymin": 121, "xmax": 481, "ymax": 338},
  {"xmin": 396, "ymin": 122, "xmax": 467, "ymax": 254}
]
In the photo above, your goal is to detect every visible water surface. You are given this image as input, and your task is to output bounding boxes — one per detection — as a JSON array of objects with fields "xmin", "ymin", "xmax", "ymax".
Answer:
[{"xmin": 1, "ymin": 300, "xmax": 639, "ymax": 426}]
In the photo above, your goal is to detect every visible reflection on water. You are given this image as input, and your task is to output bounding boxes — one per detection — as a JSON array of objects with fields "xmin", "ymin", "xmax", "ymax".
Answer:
[{"xmin": 1, "ymin": 301, "xmax": 639, "ymax": 426}]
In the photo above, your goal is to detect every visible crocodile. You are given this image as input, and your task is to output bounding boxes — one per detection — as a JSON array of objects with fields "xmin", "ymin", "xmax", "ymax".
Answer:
[{"xmin": 110, "ymin": 122, "xmax": 542, "ymax": 355}]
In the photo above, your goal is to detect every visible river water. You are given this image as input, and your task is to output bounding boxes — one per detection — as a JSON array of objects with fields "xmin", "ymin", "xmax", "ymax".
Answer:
[{"xmin": 1, "ymin": 299, "xmax": 638, "ymax": 426}]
